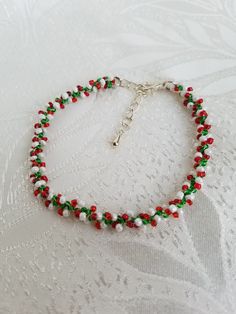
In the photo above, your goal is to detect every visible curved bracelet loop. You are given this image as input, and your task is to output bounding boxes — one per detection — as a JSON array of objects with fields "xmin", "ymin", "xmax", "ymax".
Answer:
[{"xmin": 29, "ymin": 76, "xmax": 214, "ymax": 232}]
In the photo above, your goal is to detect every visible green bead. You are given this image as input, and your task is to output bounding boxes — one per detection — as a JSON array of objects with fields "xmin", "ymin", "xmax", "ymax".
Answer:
[
  {"xmin": 41, "ymin": 118, "xmax": 49, "ymax": 124},
  {"xmin": 178, "ymin": 85, "xmax": 183, "ymax": 91},
  {"xmin": 202, "ymin": 129, "xmax": 208, "ymax": 136}
]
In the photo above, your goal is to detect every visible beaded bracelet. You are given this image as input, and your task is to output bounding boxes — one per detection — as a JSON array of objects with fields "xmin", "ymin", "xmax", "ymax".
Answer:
[{"xmin": 29, "ymin": 76, "xmax": 214, "ymax": 232}]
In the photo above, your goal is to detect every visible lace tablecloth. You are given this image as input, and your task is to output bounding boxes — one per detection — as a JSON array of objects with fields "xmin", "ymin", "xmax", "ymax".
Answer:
[{"xmin": 0, "ymin": 1, "xmax": 236, "ymax": 313}]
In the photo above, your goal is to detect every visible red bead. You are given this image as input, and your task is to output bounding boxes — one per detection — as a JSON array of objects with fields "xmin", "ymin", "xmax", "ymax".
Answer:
[
  {"xmin": 95, "ymin": 221, "xmax": 101, "ymax": 229},
  {"xmin": 71, "ymin": 199, "xmax": 78, "ymax": 207},
  {"xmin": 187, "ymin": 175, "xmax": 193, "ymax": 180},
  {"xmin": 187, "ymin": 87, "xmax": 193, "ymax": 91},
  {"xmin": 34, "ymin": 190, "xmax": 40, "ymax": 197},
  {"xmin": 186, "ymin": 199, "xmax": 193, "ymax": 205},
  {"xmin": 40, "ymin": 162, "xmax": 46, "ymax": 167},
  {"xmin": 197, "ymin": 171, "xmax": 206, "ymax": 177},
  {"xmin": 32, "ymin": 137, "xmax": 39, "ymax": 142},
  {"xmin": 111, "ymin": 79, "xmax": 116, "ymax": 85},
  {"xmin": 77, "ymin": 85, "xmax": 83, "ymax": 91},
  {"xmin": 151, "ymin": 220, "xmax": 157, "ymax": 227},
  {"xmin": 90, "ymin": 205, "xmax": 97, "ymax": 212},
  {"xmin": 172, "ymin": 212, "xmax": 179, "ymax": 218},
  {"xmin": 165, "ymin": 209, "xmax": 172, "ymax": 216},
  {"xmin": 74, "ymin": 210, "xmax": 81, "ymax": 218},
  {"xmin": 84, "ymin": 91, "xmax": 90, "ymax": 97},
  {"xmin": 207, "ymin": 138, "xmax": 214, "ymax": 145},
  {"xmin": 41, "ymin": 175, "xmax": 48, "ymax": 182},
  {"xmin": 111, "ymin": 221, "xmax": 118, "ymax": 228},
  {"xmin": 89, "ymin": 80, "xmax": 95, "ymax": 86},
  {"xmin": 156, "ymin": 206, "xmax": 163, "ymax": 212},
  {"xmin": 194, "ymin": 182, "xmax": 201, "ymax": 190},
  {"xmin": 72, "ymin": 97, "xmax": 77, "ymax": 103},
  {"xmin": 45, "ymin": 200, "xmax": 51, "ymax": 207},
  {"xmin": 174, "ymin": 86, "xmax": 179, "ymax": 92},
  {"xmin": 122, "ymin": 213, "xmax": 129, "ymax": 220},
  {"xmin": 42, "ymin": 137, "xmax": 48, "ymax": 142},
  {"xmin": 34, "ymin": 123, "xmax": 41, "ymax": 129},
  {"xmin": 126, "ymin": 221, "xmax": 134, "ymax": 228},
  {"xmin": 90, "ymin": 213, "xmax": 97, "ymax": 220},
  {"xmin": 195, "ymin": 117, "xmax": 201, "ymax": 124},
  {"xmin": 183, "ymin": 100, "xmax": 188, "ymax": 106},
  {"xmin": 194, "ymin": 156, "xmax": 202, "ymax": 162},
  {"xmin": 197, "ymin": 126, "xmax": 204, "ymax": 133},
  {"xmin": 41, "ymin": 191, "xmax": 48, "ymax": 198},
  {"xmin": 174, "ymin": 199, "xmax": 181, "ymax": 204},
  {"xmin": 197, "ymin": 98, "xmax": 203, "ymax": 104},
  {"xmin": 57, "ymin": 208, "xmax": 63, "ymax": 216},
  {"xmin": 96, "ymin": 82, "xmax": 101, "ymax": 89},
  {"xmin": 204, "ymin": 124, "xmax": 211, "ymax": 130},
  {"xmin": 199, "ymin": 110, "xmax": 207, "ymax": 117},
  {"xmin": 60, "ymin": 104, "xmax": 65, "ymax": 109},
  {"xmin": 184, "ymin": 92, "xmax": 190, "ymax": 98},
  {"xmin": 105, "ymin": 212, "xmax": 112, "ymax": 220},
  {"xmin": 182, "ymin": 184, "xmax": 189, "ymax": 191}
]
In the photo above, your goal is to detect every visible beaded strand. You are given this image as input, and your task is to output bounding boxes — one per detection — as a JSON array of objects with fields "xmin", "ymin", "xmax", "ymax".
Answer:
[{"xmin": 29, "ymin": 76, "xmax": 214, "ymax": 232}]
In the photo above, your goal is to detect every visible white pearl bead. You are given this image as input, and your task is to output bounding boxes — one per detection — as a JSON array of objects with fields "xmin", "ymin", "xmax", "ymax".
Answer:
[
  {"xmin": 40, "ymin": 167, "xmax": 46, "ymax": 173},
  {"xmin": 35, "ymin": 180, "xmax": 42, "ymax": 188},
  {"xmin": 32, "ymin": 142, "xmax": 39, "ymax": 147},
  {"xmin": 179, "ymin": 89, "xmax": 187, "ymax": 97},
  {"xmin": 60, "ymin": 196, "xmax": 66, "ymax": 204},
  {"xmin": 30, "ymin": 156, "xmax": 37, "ymax": 161},
  {"xmin": 53, "ymin": 102, "xmax": 60, "ymax": 109},
  {"xmin": 39, "ymin": 114, "xmax": 45, "ymax": 120},
  {"xmin": 78, "ymin": 199, "xmax": 85, "ymax": 207},
  {"xmin": 92, "ymin": 86, "xmax": 97, "ymax": 93},
  {"xmin": 62, "ymin": 92, "xmax": 69, "ymax": 100},
  {"xmin": 154, "ymin": 215, "xmax": 162, "ymax": 223},
  {"xmin": 31, "ymin": 166, "xmax": 39, "ymax": 173},
  {"xmin": 169, "ymin": 204, "xmax": 177, "ymax": 213},
  {"xmin": 47, "ymin": 193, "xmax": 54, "ymax": 200},
  {"xmin": 96, "ymin": 212, "xmax": 103, "ymax": 220},
  {"xmin": 73, "ymin": 87, "xmax": 78, "ymax": 93},
  {"xmin": 100, "ymin": 221, "xmax": 107, "ymax": 229},
  {"xmin": 80, "ymin": 92, "xmax": 86, "ymax": 98},
  {"xmin": 100, "ymin": 79, "xmax": 106, "ymax": 87},
  {"xmin": 195, "ymin": 177, "xmax": 203, "ymax": 184},
  {"xmin": 111, "ymin": 213, "xmax": 117, "ymax": 221},
  {"xmin": 134, "ymin": 218, "xmax": 143, "ymax": 227},
  {"xmin": 194, "ymin": 152, "xmax": 202, "ymax": 158},
  {"xmin": 35, "ymin": 128, "xmax": 42, "ymax": 134},
  {"xmin": 48, "ymin": 203, "xmax": 54, "ymax": 210},
  {"xmin": 147, "ymin": 207, "xmax": 155, "ymax": 216},
  {"xmin": 199, "ymin": 135, "xmax": 207, "ymax": 142},
  {"xmin": 115, "ymin": 223, "xmax": 123, "ymax": 232},
  {"xmin": 37, "ymin": 152, "xmax": 44, "ymax": 158},
  {"xmin": 187, "ymin": 102, "xmax": 194, "ymax": 109},
  {"xmin": 47, "ymin": 114, "xmax": 54, "ymax": 120},
  {"xmin": 186, "ymin": 194, "xmax": 195, "ymax": 201},
  {"xmin": 176, "ymin": 191, "xmax": 184, "ymax": 199},
  {"xmin": 196, "ymin": 166, "xmax": 205, "ymax": 172},
  {"xmin": 40, "ymin": 140, "xmax": 47, "ymax": 146},
  {"xmin": 79, "ymin": 212, "xmax": 87, "ymax": 221},
  {"xmin": 63, "ymin": 209, "xmax": 70, "ymax": 217},
  {"xmin": 204, "ymin": 148, "xmax": 212, "ymax": 156}
]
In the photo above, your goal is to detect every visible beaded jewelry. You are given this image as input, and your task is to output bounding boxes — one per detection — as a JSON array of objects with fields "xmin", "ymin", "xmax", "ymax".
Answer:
[{"xmin": 29, "ymin": 76, "xmax": 214, "ymax": 232}]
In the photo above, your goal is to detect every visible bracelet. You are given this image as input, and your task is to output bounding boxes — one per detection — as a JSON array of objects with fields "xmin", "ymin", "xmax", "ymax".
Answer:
[{"xmin": 29, "ymin": 76, "xmax": 214, "ymax": 232}]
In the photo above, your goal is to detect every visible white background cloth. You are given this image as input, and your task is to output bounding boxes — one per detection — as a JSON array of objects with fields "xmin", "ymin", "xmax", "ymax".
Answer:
[{"xmin": 0, "ymin": 1, "xmax": 236, "ymax": 313}]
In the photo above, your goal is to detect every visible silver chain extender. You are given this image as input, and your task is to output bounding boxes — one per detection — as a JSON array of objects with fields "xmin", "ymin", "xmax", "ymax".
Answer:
[{"xmin": 112, "ymin": 77, "xmax": 168, "ymax": 147}]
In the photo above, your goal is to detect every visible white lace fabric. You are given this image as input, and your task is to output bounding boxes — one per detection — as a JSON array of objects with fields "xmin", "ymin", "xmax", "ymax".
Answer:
[{"xmin": 0, "ymin": 1, "xmax": 236, "ymax": 313}]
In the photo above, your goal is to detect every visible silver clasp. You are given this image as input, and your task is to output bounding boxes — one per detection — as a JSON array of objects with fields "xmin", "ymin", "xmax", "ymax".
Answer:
[{"xmin": 112, "ymin": 77, "xmax": 164, "ymax": 147}]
